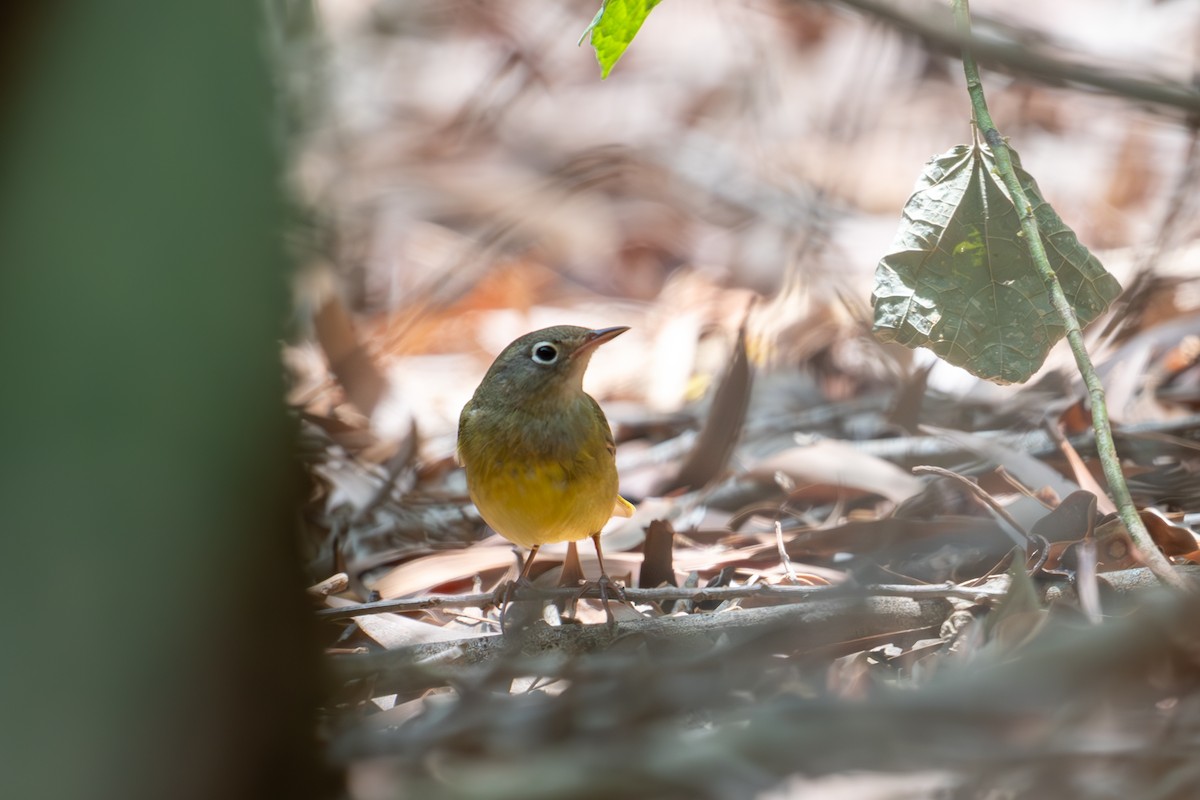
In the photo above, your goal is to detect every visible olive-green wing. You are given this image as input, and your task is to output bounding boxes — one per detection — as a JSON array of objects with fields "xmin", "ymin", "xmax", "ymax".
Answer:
[{"xmin": 586, "ymin": 395, "xmax": 635, "ymax": 518}]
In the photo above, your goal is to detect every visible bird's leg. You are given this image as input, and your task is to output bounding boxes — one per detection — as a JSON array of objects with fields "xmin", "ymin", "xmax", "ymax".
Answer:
[
  {"xmin": 591, "ymin": 532, "xmax": 626, "ymax": 626},
  {"xmin": 493, "ymin": 545, "xmax": 541, "ymax": 618},
  {"xmin": 518, "ymin": 544, "xmax": 541, "ymax": 581}
]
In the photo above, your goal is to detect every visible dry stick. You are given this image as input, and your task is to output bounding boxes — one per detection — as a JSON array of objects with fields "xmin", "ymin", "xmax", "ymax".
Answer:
[
  {"xmin": 833, "ymin": 0, "xmax": 1200, "ymax": 118},
  {"xmin": 314, "ymin": 581, "xmax": 1008, "ymax": 621},
  {"xmin": 952, "ymin": 0, "xmax": 1187, "ymax": 591},
  {"xmin": 328, "ymin": 594, "xmax": 955, "ymax": 697},
  {"xmin": 317, "ymin": 565, "xmax": 1200, "ymax": 622},
  {"xmin": 849, "ymin": 413, "xmax": 1200, "ymax": 463},
  {"xmin": 911, "ymin": 465, "xmax": 1030, "ymax": 548},
  {"xmin": 325, "ymin": 565, "xmax": 1200, "ymax": 699}
]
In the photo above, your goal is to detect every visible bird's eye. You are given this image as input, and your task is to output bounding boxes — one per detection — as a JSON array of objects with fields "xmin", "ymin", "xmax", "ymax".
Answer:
[{"xmin": 531, "ymin": 342, "xmax": 559, "ymax": 364}]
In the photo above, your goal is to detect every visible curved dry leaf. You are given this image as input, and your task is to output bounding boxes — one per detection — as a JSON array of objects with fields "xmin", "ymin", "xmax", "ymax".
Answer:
[
  {"xmin": 323, "ymin": 596, "xmax": 476, "ymax": 648},
  {"xmin": 1051, "ymin": 432, "xmax": 1117, "ymax": 515},
  {"xmin": 750, "ymin": 439, "xmax": 922, "ymax": 504},
  {"xmin": 660, "ymin": 322, "xmax": 753, "ymax": 493},
  {"xmin": 1141, "ymin": 507, "xmax": 1200, "ymax": 556},
  {"xmin": 368, "ymin": 543, "xmax": 645, "ymax": 599},
  {"xmin": 368, "ymin": 547, "xmax": 514, "ymax": 599}
]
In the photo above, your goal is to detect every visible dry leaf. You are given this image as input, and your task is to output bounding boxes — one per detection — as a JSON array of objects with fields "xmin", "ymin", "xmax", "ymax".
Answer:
[{"xmin": 750, "ymin": 439, "xmax": 922, "ymax": 504}]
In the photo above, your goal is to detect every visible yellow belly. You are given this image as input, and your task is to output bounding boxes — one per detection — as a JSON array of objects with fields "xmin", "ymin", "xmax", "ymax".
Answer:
[{"xmin": 466, "ymin": 457, "xmax": 619, "ymax": 549}]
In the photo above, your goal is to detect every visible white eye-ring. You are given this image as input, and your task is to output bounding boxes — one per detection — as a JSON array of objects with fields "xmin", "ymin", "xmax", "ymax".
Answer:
[{"xmin": 531, "ymin": 342, "xmax": 559, "ymax": 365}]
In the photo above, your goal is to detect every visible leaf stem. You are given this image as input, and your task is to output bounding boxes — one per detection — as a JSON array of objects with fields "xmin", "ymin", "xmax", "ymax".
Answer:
[{"xmin": 952, "ymin": 0, "xmax": 1187, "ymax": 591}]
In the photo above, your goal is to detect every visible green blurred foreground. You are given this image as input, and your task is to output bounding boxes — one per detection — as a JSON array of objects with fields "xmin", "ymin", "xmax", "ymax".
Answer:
[{"xmin": 0, "ymin": 4, "xmax": 322, "ymax": 799}]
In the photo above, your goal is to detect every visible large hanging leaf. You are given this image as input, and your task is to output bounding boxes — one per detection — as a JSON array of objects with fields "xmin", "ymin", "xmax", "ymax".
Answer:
[
  {"xmin": 872, "ymin": 143, "xmax": 1122, "ymax": 384},
  {"xmin": 581, "ymin": 0, "xmax": 662, "ymax": 79}
]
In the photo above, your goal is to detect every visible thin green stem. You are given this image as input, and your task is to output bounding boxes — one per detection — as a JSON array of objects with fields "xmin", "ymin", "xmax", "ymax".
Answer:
[{"xmin": 952, "ymin": 0, "xmax": 1187, "ymax": 590}]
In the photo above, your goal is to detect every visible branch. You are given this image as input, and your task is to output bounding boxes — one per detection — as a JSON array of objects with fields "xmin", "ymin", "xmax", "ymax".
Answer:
[
  {"xmin": 831, "ymin": 0, "xmax": 1200, "ymax": 118},
  {"xmin": 953, "ymin": 0, "xmax": 1189, "ymax": 592},
  {"xmin": 846, "ymin": 413, "xmax": 1200, "ymax": 463},
  {"xmin": 314, "ymin": 580, "xmax": 1008, "ymax": 621},
  {"xmin": 322, "ymin": 566, "xmax": 1200, "ymax": 699},
  {"xmin": 327, "ymin": 593, "xmax": 952, "ymax": 698}
]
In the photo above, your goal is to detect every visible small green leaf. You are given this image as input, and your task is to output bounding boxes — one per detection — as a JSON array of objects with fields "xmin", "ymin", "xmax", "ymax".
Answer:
[
  {"xmin": 582, "ymin": 0, "xmax": 662, "ymax": 79},
  {"xmin": 872, "ymin": 143, "xmax": 1122, "ymax": 384}
]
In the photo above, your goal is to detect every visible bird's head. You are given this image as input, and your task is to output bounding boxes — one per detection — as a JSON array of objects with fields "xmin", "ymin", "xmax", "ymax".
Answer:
[{"xmin": 474, "ymin": 325, "xmax": 629, "ymax": 408}]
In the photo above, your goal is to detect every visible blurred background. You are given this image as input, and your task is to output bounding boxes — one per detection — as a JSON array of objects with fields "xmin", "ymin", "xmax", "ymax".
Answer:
[
  {"xmin": 287, "ymin": 0, "xmax": 1200, "ymax": 580},
  {"xmin": 4, "ymin": 1, "xmax": 1200, "ymax": 799},
  {"xmin": 285, "ymin": 0, "xmax": 1200, "ymax": 445},
  {"xmin": 284, "ymin": 3, "xmax": 1200, "ymax": 797}
]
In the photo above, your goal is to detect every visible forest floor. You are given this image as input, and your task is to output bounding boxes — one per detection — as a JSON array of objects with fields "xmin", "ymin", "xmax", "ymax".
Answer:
[{"xmin": 284, "ymin": 2, "xmax": 1200, "ymax": 797}]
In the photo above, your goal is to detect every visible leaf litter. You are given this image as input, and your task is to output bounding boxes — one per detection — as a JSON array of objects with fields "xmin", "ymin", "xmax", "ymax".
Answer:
[{"xmin": 281, "ymin": 1, "xmax": 1200, "ymax": 797}]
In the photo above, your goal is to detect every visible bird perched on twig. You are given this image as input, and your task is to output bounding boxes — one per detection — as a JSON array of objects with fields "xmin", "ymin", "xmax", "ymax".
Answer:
[{"xmin": 457, "ymin": 325, "xmax": 635, "ymax": 615}]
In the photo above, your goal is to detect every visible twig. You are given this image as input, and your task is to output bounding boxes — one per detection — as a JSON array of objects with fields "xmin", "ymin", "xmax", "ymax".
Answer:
[
  {"xmin": 830, "ymin": 0, "xmax": 1200, "ymax": 118},
  {"xmin": 775, "ymin": 520, "xmax": 798, "ymax": 583},
  {"xmin": 316, "ymin": 580, "xmax": 1010, "ymax": 621},
  {"xmin": 912, "ymin": 465, "xmax": 1030, "ymax": 548},
  {"xmin": 323, "ymin": 565, "xmax": 1200, "ymax": 700},
  {"xmin": 846, "ymin": 413, "xmax": 1200, "ymax": 463},
  {"xmin": 327, "ymin": 594, "xmax": 954, "ymax": 697},
  {"xmin": 953, "ymin": 0, "xmax": 1188, "ymax": 592}
]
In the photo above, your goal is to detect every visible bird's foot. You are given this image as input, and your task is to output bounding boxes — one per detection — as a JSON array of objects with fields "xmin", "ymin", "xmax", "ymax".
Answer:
[
  {"xmin": 492, "ymin": 576, "xmax": 539, "ymax": 631},
  {"xmin": 490, "ymin": 577, "xmax": 524, "ymax": 608},
  {"xmin": 593, "ymin": 573, "xmax": 627, "ymax": 628},
  {"xmin": 558, "ymin": 575, "xmax": 626, "ymax": 628}
]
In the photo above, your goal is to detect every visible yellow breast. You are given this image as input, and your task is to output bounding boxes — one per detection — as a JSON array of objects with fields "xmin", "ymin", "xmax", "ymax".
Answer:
[
  {"xmin": 466, "ymin": 455, "xmax": 621, "ymax": 549},
  {"xmin": 458, "ymin": 396, "xmax": 632, "ymax": 549}
]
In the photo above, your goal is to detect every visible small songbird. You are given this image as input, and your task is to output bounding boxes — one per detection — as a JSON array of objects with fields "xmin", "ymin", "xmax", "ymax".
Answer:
[{"xmin": 457, "ymin": 325, "xmax": 635, "ymax": 594}]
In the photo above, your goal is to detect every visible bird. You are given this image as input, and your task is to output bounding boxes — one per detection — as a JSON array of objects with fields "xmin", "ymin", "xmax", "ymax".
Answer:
[{"xmin": 457, "ymin": 325, "xmax": 635, "ymax": 607}]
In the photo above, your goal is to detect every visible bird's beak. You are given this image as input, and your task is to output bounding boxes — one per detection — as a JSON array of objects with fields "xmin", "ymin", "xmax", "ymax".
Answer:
[{"xmin": 572, "ymin": 326, "xmax": 630, "ymax": 359}]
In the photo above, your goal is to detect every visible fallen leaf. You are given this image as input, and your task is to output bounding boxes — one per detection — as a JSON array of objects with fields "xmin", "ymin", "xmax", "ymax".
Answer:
[{"xmin": 749, "ymin": 439, "xmax": 922, "ymax": 505}]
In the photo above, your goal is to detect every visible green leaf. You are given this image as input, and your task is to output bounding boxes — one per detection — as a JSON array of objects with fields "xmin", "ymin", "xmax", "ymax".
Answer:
[
  {"xmin": 582, "ymin": 0, "xmax": 662, "ymax": 79},
  {"xmin": 872, "ymin": 143, "xmax": 1122, "ymax": 384}
]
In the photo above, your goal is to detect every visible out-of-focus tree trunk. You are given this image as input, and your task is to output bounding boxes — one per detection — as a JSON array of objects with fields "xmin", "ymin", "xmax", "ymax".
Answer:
[{"xmin": 0, "ymin": 3, "xmax": 327, "ymax": 799}]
